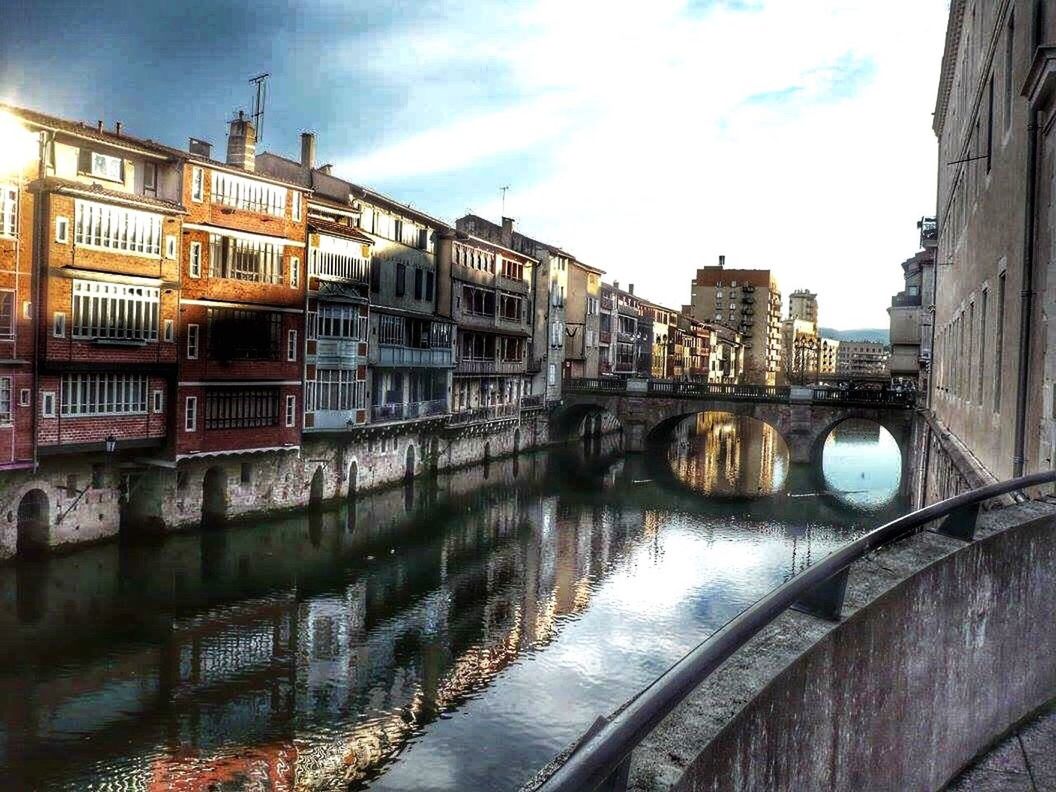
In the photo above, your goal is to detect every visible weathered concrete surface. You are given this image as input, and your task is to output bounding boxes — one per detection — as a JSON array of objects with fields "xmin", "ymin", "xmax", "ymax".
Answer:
[
  {"xmin": 945, "ymin": 702, "xmax": 1056, "ymax": 791},
  {"xmin": 616, "ymin": 500, "xmax": 1056, "ymax": 792}
]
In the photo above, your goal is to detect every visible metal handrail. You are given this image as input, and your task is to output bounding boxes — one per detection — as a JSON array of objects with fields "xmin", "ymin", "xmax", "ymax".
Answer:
[{"xmin": 537, "ymin": 470, "xmax": 1056, "ymax": 792}]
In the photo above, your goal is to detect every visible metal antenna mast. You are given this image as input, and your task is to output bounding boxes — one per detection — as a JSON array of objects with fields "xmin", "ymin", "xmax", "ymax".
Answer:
[
  {"xmin": 249, "ymin": 73, "xmax": 270, "ymax": 142},
  {"xmin": 501, "ymin": 185, "xmax": 510, "ymax": 215}
]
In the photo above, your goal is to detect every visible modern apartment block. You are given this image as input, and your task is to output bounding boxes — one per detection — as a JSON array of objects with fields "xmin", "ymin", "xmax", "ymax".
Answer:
[
  {"xmin": 788, "ymin": 290, "xmax": 818, "ymax": 324},
  {"xmin": 436, "ymin": 227, "xmax": 536, "ymax": 422},
  {"xmin": 688, "ymin": 256, "xmax": 782, "ymax": 385},
  {"xmin": 819, "ymin": 337, "xmax": 841, "ymax": 374},
  {"xmin": 836, "ymin": 341, "xmax": 889, "ymax": 376}
]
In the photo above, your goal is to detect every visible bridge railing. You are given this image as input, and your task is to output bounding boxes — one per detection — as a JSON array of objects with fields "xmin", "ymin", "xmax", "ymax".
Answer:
[
  {"xmin": 564, "ymin": 377, "xmax": 913, "ymax": 407},
  {"xmin": 648, "ymin": 380, "xmax": 791, "ymax": 400},
  {"xmin": 534, "ymin": 470, "xmax": 1056, "ymax": 792}
]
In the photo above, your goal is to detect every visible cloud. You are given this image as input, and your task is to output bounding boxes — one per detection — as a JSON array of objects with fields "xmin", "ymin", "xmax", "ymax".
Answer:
[{"xmin": 345, "ymin": 0, "xmax": 948, "ymax": 329}]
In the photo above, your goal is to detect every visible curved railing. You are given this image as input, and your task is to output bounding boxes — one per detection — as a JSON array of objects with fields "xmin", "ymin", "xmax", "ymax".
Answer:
[{"xmin": 535, "ymin": 471, "xmax": 1056, "ymax": 792}]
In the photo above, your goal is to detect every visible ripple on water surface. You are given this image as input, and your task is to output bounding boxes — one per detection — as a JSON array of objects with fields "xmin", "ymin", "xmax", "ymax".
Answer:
[{"xmin": 0, "ymin": 437, "xmax": 905, "ymax": 791}]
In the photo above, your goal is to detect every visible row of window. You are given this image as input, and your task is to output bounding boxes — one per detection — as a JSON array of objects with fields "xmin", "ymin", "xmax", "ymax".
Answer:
[
  {"xmin": 310, "ymin": 236, "xmax": 370, "ymax": 281},
  {"xmin": 71, "ymin": 280, "xmax": 160, "ymax": 341},
  {"xmin": 75, "ymin": 200, "xmax": 163, "ymax": 256},
  {"xmin": 308, "ymin": 303, "xmax": 368, "ymax": 341},
  {"xmin": 937, "ymin": 271, "xmax": 1006, "ymax": 413},
  {"xmin": 360, "ymin": 205, "xmax": 430, "ymax": 250},
  {"xmin": 377, "ymin": 314, "xmax": 453, "ymax": 348},
  {"xmin": 393, "ymin": 262, "xmax": 435, "ymax": 301},
  {"xmin": 207, "ymin": 170, "xmax": 287, "ymax": 217}
]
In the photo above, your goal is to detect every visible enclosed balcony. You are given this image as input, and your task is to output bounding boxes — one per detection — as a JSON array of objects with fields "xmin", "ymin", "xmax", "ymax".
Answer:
[{"xmin": 371, "ymin": 313, "xmax": 454, "ymax": 368}]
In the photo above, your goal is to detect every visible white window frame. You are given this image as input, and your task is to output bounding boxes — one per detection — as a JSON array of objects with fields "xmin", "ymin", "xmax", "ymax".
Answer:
[
  {"xmin": 163, "ymin": 318, "xmax": 174, "ymax": 342},
  {"xmin": 548, "ymin": 363, "xmax": 556, "ymax": 386},
  {"xmin": 19, "ymin": 388, "xmax": 30, "ymax": 407},
  {"xmin": 55, "ymin": 216, "xmax": 69, "ymax": 244},
  {"xmin": 60, "ymin": 373, "xmax": 148, "ymax": 416},
  {"xmin": 287, "ymin": 329, "xmax": 297, "ymax": 362},
  {"xmin": 285, "ymin": 394, "xmax": 296, "ymax": 427},
  {"xmin": 0, "ymin": 289, "xmax": 13, "ymax": 338},
  {"xmin": 72, "ymin": 280, "xmax": 160, "ymax": 341},
  {"xmin": 0, "ymin": 185, "xmax": 16, "ymax": 238},
  {"xmin": 74, "ymin": 200, "xmax": 162, "ymax": 257},
  {"xmin": 0, "ymin": 377, "xmax": 11, "ymax": 423},
  {"xmin": 152, "ymin": 390, "xmax": 164, "ymax": 413},
  {"xmin": 211, "ymin": 171, "xmax": 285, "ymax": 216},
  {"xmin": 42, "ymin": 391, "xmax": 56, "ymax": 418},
  {"xmin": 191, "ymin": 167, "xmax": 204, "ymax": 202},
  {"xmin": 185, "ymin": 396, "xmax": 197, "ymax": 432},
  {"xmin": 291, "ymin": 190, "xmax": 302, "ymax": 222},
  {"xmin": 290, "ymin": 255, "xmax": 300, "ymax": 288},
  {"xmin": 186, "ymin": 323, "xmax": 199, "ymax": 359},
  {"xmin": 85, "ymin": 151, "xmax": 124, "ymax": 182},
  {"xmin": 189, "ymin": 241, "xmax": 202, "ymax": 277},
  {"xmin": 165, "ymin": 235, "xmax": 177, "ymax": 260},
  {"xmin": 143, "ymin": 162, "xmax": 157, "ymax": 194},
  {"xmin": 53, "ymin": 312, "xmax": 66, "ymax": 338}
]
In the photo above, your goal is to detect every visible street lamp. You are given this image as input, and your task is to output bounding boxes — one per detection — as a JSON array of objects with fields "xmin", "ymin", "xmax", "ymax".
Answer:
[{"xmin": 105, "ymin": 434, "xmax": 117, "ymax": 455}]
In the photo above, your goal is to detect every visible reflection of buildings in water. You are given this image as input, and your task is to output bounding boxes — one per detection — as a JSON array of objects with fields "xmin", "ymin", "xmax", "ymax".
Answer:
[
  {"xmin": 5, "ymin": 460, "xmax": 653, "ymax": 791},
  {"xmin": 668, "ymin": 413, "xmax": 787, "ymax": 496},
  {"xmin": 830, "ymin": 420, "xmax": 882, "ymax": 444}
]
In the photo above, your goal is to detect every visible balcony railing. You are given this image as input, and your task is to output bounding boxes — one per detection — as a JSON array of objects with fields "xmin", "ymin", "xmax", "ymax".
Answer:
[
  {"xmin": 456, "ymin": 357, "xmax": 528, "ymax": 375},
  {"xmin": 891, "ymin": 293, "xmax": 923, "ymax": 308},
  {"xmin": 447, "ymin": 402, "xmax": 520, "ymax": 425},
  {"xmin": 374, "ymin": 345, "xmax": 453, "ymax": 368},
  {"xmin": 371, "ymin": 399, "xmax": 448, "ymax": 422},
  {"xmin": 521, "ymin": 394, "xmax": 544, "ymax": 409}
]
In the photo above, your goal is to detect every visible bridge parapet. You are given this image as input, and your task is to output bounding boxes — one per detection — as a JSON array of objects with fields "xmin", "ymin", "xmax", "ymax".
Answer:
[{"xmin": 564, "ymin": 378, "xmax": 915, "ymax": 409}]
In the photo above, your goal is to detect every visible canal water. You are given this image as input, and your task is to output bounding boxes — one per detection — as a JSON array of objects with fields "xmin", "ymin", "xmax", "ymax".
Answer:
[{"xmin": 0, "ymin": 413, "xmax": 907, "ymax": 791}]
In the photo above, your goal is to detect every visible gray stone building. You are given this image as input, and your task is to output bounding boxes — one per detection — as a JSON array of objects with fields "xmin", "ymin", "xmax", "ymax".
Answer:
[
  {"xmin": 928, "ymin": 0, "xmax": 1056, "ymax": 495},
  {"xmin": 887, "ymin": 218, "xmax": 937, "ymax": 390}
]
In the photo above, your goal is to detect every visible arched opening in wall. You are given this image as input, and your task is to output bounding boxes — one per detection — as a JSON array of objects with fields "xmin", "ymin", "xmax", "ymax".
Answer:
[
  {"xmin": 663, "ymin": 412, "xmax": 789, "ymax": 497},
  {"xmin": 819, "ymin": 418, "xmax": 902, "ymax": 510},
  {"xmin": 346, "ymin": 460, "xmax": 358, "ymax": 503},
  {"xmin": 404, "ymin": 444, "xmax": 416, "ymax": 483},
  {"xmin": 309, "ymin": 466, "xmax": 325, "ymax": 509},
  {"xmin": 16, "ymin": 489, "xmax": 50, "ymax": 558},
  {"xmin": 201, "ymin": 467, "xmax": 228, "ymax": 528}
]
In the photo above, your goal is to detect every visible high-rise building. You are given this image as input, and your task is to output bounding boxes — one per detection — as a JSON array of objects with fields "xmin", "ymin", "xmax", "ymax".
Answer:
[
  {"xmin": 688, "ymin": 255, "xmax": 782, "ymax": 384},
  {"xmin": 788, "ymin": 290, "xmax": 818, "ymax": 324}
]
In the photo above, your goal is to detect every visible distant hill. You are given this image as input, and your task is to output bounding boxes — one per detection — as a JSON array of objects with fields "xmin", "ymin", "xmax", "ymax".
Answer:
[{"xmin": 819, "ymin": 327, "xmax": 889, "ymax": 344}]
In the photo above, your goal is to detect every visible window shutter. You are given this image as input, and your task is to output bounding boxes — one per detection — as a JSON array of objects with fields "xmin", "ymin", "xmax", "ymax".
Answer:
[{"xmin": 77, "ymin": 148, "xmax": 91, "ymax": 174}]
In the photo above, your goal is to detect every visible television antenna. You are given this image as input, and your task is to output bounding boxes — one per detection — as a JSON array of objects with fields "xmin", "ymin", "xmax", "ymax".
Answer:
[
  {"xmin": 500, "ymin": 185, "xmax": 510, "ymax": 215},
  {"xmin": 249, "ymin": 73, "xmax": 270, "ymax": 142}
]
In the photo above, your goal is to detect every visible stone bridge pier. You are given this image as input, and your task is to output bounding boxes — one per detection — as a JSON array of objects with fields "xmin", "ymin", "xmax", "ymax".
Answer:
[{"xmin": 556, "ymin": 392, "xmax": 914, "ymax": 469}]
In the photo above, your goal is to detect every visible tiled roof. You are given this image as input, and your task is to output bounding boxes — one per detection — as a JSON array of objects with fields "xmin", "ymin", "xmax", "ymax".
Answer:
[
  {"xmin": 1, "ymin": 103, "xmax": 176, "ymax": 159},
  {"xmin": 309, "ymin": 217, "xmax": 374, "ymax": 245},
  {"xmin": 39, "ymin": 177, "xmax": 187, "ymax": 214}
]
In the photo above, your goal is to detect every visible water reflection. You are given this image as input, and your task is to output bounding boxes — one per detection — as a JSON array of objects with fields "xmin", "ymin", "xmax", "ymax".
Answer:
[
  {"xmin": 0, "ymin": 440, "xmax": 905, "ymax": 792},
  {"xmin": 821, "ymin": 419, "xmax": 902, "ymax": 509},
  {"xmin": 668, "ymin": 412, "xmax": 788, "ymax": 496}
]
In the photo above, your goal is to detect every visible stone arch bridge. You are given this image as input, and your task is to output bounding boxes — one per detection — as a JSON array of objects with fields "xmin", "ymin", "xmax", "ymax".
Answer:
[{"xmin": 556, "ymin": 378, "xmax": 916, "ymax": 467}]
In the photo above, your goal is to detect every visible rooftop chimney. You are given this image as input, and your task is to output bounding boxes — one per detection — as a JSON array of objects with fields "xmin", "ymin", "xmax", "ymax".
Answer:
[
  {"xmin": 317, "ymin": 163, "xmax": 333, "ymax": 175},
  {"xmin": 97, "ymin": 120, "xmax": 103, "ymax": 132},
  {"xmin": 114, "ymin": 121, "xmax": 122, "ymax": 136},
  {"xmin": 226, "ymin": 111, "xmax": 257, "ymax": 172},
  {"xmin": 613, "ymin": 280, "xmax": 620, "ymax": 291},
  {"xmin": 719, "ymin": 254, "xmax": 725, "ymax": 268},
  {"xmin": 628, "ymin": 283, "xmax": 635, "ymax": 295},
  {"xmin": 501, "ymin": 216, "xmax": 515, "ymax": 248},
  {"xmin": 189, "ymin": 138, "xmax": 213, "ymax": 159},
  {"xmin": 300, "ymin": 132, "xmax": 316, "ymax": 169}
]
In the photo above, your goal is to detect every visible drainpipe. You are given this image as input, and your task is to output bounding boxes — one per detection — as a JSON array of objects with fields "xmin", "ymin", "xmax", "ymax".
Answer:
[{"xmin": 1013, "ymin": 110, "xmax": 1039, "ymax": 478}]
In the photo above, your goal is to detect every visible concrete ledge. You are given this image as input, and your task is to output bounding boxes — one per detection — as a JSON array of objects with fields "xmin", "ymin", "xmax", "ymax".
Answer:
[{"xmin": 623, "ymin": 499, "xmax": 1056, "ymax": 791}]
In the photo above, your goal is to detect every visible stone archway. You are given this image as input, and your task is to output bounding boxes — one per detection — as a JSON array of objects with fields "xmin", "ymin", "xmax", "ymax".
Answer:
[
  {"xmin": 201, "ymin": 467, "xmax": 228, "ymax": 527},
  {"xmin": 309, "ymin": 466, "xmax": 325, "ymax": 509},
  {"xmin": 16, "ymin": 489, "xmax": 50, "ymax": 557}
]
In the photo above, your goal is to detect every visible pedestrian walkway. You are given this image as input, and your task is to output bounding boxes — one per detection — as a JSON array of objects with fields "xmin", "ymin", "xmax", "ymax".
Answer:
[{"xmin": 946, "ymin": 705, "xmax": 1056, "ymax": 791}]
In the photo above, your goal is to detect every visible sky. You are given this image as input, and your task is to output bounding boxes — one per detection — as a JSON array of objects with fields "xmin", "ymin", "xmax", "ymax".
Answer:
[{"xmin": 0, "ymin": 0, "xmax": 949, "ymax": 329}]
